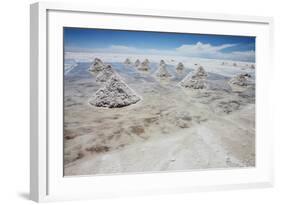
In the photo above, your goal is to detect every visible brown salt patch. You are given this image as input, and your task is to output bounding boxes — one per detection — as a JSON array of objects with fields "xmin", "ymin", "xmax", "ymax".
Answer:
[
  {"xmin": 143, "ymin": 117, "xmax": 158, "ymax": 124},
  {"xmin": 130, "ymin": 125, "xmax": 145, "ymax": 135},
  {"xmin": 76, "ymin": 151, "xmax": 85, "ymax": 160},
  {"xmin": 117, "ymin": 144, "xmax": 126, "ymax": 149},
  {"xmin": 86, "ymin": 145, "xmax": 110, "ymax": 153},
  {"xmin": 64, "ymin": 135, "xmax": 76, "ymax": 140},
  {"xmin": 64, "ymin": 130, "xmax": 77, "ymax": 140}
]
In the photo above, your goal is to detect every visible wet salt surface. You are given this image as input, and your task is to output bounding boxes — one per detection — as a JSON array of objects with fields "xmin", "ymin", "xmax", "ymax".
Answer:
[{"xmin": 64, "ymin": 61, "xmax": 255, "ymax": 176}]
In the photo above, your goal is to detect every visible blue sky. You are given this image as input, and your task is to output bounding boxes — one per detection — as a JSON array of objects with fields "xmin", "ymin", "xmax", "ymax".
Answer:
[{"xmin": 64, "ymin": 27, "xmax": 255, "ymax": 62}]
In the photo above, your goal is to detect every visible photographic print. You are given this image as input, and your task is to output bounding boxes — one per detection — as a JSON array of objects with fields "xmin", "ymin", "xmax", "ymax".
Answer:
[{"xmin": 63, "ymin": 28, "xmax": 255, "ymax": 176}]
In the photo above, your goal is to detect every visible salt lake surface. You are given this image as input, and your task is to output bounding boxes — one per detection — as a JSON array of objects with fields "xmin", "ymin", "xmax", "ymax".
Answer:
[{"xmin": 63, "ymin": 54, "xmax": 255, "ymax": 176}]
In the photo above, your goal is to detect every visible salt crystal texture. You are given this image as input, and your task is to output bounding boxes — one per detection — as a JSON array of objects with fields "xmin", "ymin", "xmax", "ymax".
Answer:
[
  {"xmin": 229, "ymin": 73, "xmax": 254, "ymax": 86},
  {"xmin": 135, "ymin": 59, "xmax": 140, "ymax": 67},
  {"xmin": 155, "ymin": 60, "xmax": 172, "ymax": 78},
  {"xmin": 89, "ymin": 58, "xmax": 104, "ymax": 72},
  {"xmin": 160, "ymin": 59, "xmax": 166, "ymax": 66},
  {"xmin": 124, "ymin": 58, "xmax": 131, "ymax": 65},
  {"xmin": 90, "ymin": 75, "xmax": 141, "ymax": 108},
  {"xmin": 96, "ymin": 64, "xmax": 116, "ymax": 83},
  {"xmin": 179, "ymin": 66, "xmax": 208, "ymax": 89},
  {"xmin": 176, "ymin": 62, "xmax": 184, "ymax": 72},
  {"xmin": 138, "ymin": 60, "xmax": 150, "ymax": 71}
]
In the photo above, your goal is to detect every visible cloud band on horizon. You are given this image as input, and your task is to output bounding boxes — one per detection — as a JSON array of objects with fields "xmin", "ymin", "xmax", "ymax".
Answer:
[{"xmin": 65, "ymin": 41, "xmax": 255, "ymax": 62}]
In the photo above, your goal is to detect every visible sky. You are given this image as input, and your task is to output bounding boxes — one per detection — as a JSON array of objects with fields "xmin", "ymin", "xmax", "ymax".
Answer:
[{"xmin": 64, "ymin": 27, "xmax": 255, "ymax": 62}]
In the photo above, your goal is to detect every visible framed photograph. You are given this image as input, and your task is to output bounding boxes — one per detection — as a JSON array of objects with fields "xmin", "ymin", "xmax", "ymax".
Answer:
[{"xmin": 30, "ymin": 2, "xmax": 274, "ymax": 202}]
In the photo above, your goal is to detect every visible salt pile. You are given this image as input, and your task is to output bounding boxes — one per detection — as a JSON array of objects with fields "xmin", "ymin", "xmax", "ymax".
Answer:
[
  {"xmin": 90, "ymin": 75, "xmax": 141, "ymax": 108},
  {"xmin": 143, "ymin": 59, "xmax": 149, "ymax": 64},
  {"xmin": 250, "ymin": 64, "xmax": 255, "ymax": 69},
  {"xmin": 96, "ymin": 64, "xmax": 116, "ymax": 83},
  {"xmin": 176, "ymin": 62, "xmax": 184, "ymax": 72},
  {"xmin": 179, "ymin": 66, "xmax": 208, "ymax": 89},
  {"xmin": 155, "ymin": 60, "xmax": 172, "ymax": 78},
  {"xmin": 135, "ymin": 59, "xmax": 140, "ymax": 67},
  {"xmin": 138, "ymin": 60, "xmax": 150, "ymax": 71},
  {"xmin": 229, "ymin": 73, "xmax": 253, "ymax": 86},
  {"xmin": 196, "ymin": 66, "xmax": 208, "ymax": 77},
  {"xmin": 89, "ymin": 58, "xmax": 104, "ymax": 72},
  {"xmin": 160, "ymin": 59, "xmax": 166, "ymax": 66},
  {"xmin": 124, "ymin": 58, "xmax": 131, "ymax": 65}
]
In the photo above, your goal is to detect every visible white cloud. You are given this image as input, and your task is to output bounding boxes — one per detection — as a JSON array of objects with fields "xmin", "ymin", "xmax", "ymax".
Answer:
[
  {"xmin": 175, "ymin": 42, "xmax": 255, "ymax": 62},
  {"xmin": 107, "ymin": 45, "xmax": 139, "ymax": 53},
  {"xmin": 66, "ymin": 42, "xmax": 255, "ymax": 62},
  {"xmin": 176, "ymin": 42, "xmax": 236, "ymax": 55}
]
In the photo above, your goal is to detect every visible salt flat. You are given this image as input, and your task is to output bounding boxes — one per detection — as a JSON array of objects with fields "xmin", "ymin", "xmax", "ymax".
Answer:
[{"xmin": 63, "ymin": 52, "xmax": 255, "ymax": 176}]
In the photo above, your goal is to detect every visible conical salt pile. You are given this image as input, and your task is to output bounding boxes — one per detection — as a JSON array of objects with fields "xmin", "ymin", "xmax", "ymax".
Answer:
[
  {"xmin": 124, "ymin": 58, "xmax": 131, "ymax": 65},
  {"xmin": 96, "ymin": 64, "xmax": 116, "ymax": 83},
  {"xmin": 138, "ymin": 60, "xmax": 150, "ymax": 71},
  {"xmin": 135, "ymin": 59, "xmax": 140, "ymax": 67},
  {"xmin": 155, "ymin": 62, "xmax": 172, "ymax": 78},
  {"xmin": 160, "ymin": 59, "xmax": 166, "ymax": 66},
  {"xmin": 179, "ymin": 66, "xmax": 208, "ymax": 89},
  {"xmin": 229, "ymin": 73, "xmax": 253, "ymax": 86},
  {"xmin": 176, "ymin": 62, "xmax": 184, "ymax": 72},
  {"xmin": 143, "ymin": 59, "xmax": 149, "ymax": 64},
  {"xmin": 90, "ymin": 75, "xmax": 141, "ymax": 108},
  {"xmin": 89, "ymin": 58, "xmax": 104, "ymax": 72},
  {"xmin": 195, "ymin": 66, "xmax": 208, "ymax": 77},
  {"xmin": 180, "ymin": 77, "xmax": 207, "ymax": 89}
]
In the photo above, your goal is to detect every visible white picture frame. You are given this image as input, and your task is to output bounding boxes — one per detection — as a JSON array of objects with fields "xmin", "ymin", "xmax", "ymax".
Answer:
[{"xmin": 30, "ymin": 1, "xmax": 274, "ymax": 202}]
